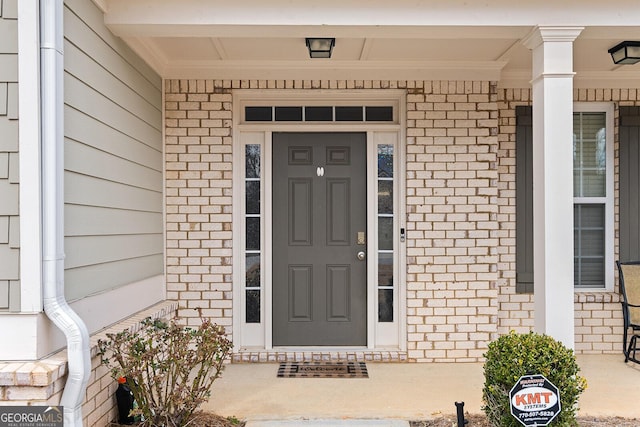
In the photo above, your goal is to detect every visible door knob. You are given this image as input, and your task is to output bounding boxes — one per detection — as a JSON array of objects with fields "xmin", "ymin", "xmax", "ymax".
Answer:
[{"xmin": 357, "ymin": 251, "xmax": 366, "ymax": 261}]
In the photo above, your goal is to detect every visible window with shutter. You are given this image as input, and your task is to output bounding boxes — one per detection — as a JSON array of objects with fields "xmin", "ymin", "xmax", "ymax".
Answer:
[{"xmin": 515, "ymin": 104, "xmax": 614, "ymax": 291}]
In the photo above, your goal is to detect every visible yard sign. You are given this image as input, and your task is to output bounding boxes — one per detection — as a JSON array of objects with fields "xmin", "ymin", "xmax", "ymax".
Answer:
[{"xmin": 510, "ymin": 374, "xmax": 561, "ymax": 426}]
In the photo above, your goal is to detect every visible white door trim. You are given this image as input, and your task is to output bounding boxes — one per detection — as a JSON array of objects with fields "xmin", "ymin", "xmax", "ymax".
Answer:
[{"xmin": 232, "ymin": 89, "xmax": 406, "ymax": 351}]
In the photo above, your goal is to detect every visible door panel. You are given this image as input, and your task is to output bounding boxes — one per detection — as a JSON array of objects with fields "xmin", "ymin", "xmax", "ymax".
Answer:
[
  {"xmin": 327, "ymin": 179, "xmax": 350, "ymax": 245},
  {"xmin": 327, "ymin": 265, "xmax": 350, "ymax": 321},
  {"xmin": 289, "ymin": 265, "xmax": 313, "ymax": 321},
  {"xmin": 273, "ymin": 132, "xmax": 367, "ymax": 346},
  {"xmin": 289, "ymin": 179, "xmax": 313, "ymax": 245}
]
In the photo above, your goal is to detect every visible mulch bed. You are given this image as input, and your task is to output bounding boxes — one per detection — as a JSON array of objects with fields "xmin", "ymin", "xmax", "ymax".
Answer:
[
  {"xmin": 109, "ymin": 412, "xmax": 245, "ymax": 427},
  {"xmin": 113, "ymin": 413, "xmax": 640, "ymax": 427},
  {"xmin": 110, "ymin": 411, "xmax": 640, "ymax": 427},
  {"xmin": 410, "ymin": 414, "xmax": 640, "ymax": 426},
  {"xmin": 184, "ymin": 413, "xmax": 246, "ymax": 427},
  {"xmin": 114, "ymin": 413, "xmax": 640, "ymax": 426}
]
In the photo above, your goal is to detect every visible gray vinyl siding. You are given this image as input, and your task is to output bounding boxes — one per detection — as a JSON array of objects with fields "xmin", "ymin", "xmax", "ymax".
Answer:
[
  {"xmin": 0, "ymin": 0, "xmax": 19, "ymax": 311},
  {"xmin": 64, "ymin": 0, "xmax": 163, "ymax": 301},
  {"xmin": 619, "ymin": 106, "xmax": 640, "ymax": 262},
  {"xmin": 515, "ymin": 106, "xmax": 534, "ymax": 293}
]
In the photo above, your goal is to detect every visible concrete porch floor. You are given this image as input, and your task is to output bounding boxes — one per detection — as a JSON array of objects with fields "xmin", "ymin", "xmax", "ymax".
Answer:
[{"xmin": 203, "ymin": 355, "xmax": 640, "ymax": 423}]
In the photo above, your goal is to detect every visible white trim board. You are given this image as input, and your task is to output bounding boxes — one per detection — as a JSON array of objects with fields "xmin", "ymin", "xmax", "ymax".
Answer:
[{"xmin": 0, "ymin": 275, "xmax": 165, "ymax": 360}]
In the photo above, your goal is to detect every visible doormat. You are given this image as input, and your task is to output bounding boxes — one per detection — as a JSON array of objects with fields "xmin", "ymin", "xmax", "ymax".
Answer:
[{"xmin": 277, "ymin": 361, "xmax": 368, "ymax": 378}]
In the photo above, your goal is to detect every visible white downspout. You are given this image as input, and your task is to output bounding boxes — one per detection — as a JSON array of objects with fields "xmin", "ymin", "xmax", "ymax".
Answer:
[{"xmin": 40, "ymin": 1, "xmax": 91, "ymax": 426}]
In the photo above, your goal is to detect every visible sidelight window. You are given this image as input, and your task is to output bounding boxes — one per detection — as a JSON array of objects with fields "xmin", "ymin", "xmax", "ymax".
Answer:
[
  {"xmin": 245, "ymin": 144, "xmax": 262, "ymax": 322},
  {"xmin": 377, "ymin": 144, "xmax": 394, "ymax": 321}
]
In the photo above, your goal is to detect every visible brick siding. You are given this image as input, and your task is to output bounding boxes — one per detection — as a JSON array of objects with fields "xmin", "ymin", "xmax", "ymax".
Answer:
[
  {"xmin": 164, "ymin": 80, "xmax": 501, "ymax": 361},
  {"xmin": 164, "ymin": 79, "xmax": 638, "ymax": 361},
  {"xmin": 165, "ymin": 80, "xmax": 234, "ymax": 332},
  {"xmin": 404, "ymin": 81, "xmax": 500, "ymax": 362}
]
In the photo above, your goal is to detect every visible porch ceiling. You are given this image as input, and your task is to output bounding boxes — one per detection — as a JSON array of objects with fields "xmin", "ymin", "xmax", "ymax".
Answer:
[{"xmin": 97, "ymin": 0, "xmax": 640, "ymax": 87}]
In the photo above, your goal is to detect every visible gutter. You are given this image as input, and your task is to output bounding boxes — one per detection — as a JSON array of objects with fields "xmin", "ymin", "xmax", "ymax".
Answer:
[{"xmin": 40, "ymin": 1, "xmax": 91, "ymax": 425}]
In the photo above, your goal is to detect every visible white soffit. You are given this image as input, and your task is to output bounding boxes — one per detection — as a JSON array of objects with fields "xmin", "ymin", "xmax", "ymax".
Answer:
[{"xmin": 102, "ymin": 0, "xmax": 640, "ymax": 85}]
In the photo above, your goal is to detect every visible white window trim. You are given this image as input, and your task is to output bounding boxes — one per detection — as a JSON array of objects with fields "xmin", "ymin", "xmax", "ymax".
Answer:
[
  {"xmin": 573, "ymin": 102, "xmax": 614, "ymax": 292},
  {"xmin": 232, "ymin": 89, "xmax": 407, "ymax": 351},
  {"xmin": 235, "ymin": 132, "xmax": 267, "ymax": 348}
]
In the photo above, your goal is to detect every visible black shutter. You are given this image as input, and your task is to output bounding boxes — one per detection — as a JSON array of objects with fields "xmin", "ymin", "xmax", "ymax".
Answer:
[
  {"xmin": 515, "ymin": 106, "xmax": 534, "ymax": 293},
  {"xmin": 620, "ymin": 106, "xmax": 640, "ymax": 262}
]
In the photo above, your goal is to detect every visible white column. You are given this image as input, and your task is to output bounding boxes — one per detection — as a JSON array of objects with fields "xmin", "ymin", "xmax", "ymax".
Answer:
[{"xmin": 523, "ymin": 26, "xmax": 583, "ymax": 349}]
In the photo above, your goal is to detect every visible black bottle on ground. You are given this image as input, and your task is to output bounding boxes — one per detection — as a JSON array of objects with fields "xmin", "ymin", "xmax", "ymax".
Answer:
[{"xmin": 115, "ymin": 377, "xmax": 135, "ymax": 425}]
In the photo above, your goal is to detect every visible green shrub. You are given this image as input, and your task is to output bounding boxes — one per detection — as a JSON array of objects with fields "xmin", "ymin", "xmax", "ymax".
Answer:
[
  {"xmin": 97, "ymin": 315, "xmax": 232, "ymax": 427},
  {"xmin": 482, "ymin": 331, "xmax": 587, "ymax": 427}
]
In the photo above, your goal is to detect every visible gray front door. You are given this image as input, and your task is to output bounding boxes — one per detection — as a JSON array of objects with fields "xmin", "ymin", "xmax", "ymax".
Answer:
[{"xmin": 273, "ymin": 132, "xmax": 367, "ymax": 346}]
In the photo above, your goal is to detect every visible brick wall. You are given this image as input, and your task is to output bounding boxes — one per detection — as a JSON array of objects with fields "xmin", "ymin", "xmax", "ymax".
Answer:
[
  {"xmin": 404, "ymin": 81, "xmax": 500, "ymax": 362},
  {"xmin": 165, "ymin": 80, "xmax": 234, "ymax": 330},
  {"xmin": 164, "ymin": 79, "xmax": 501, "ymax": 362},
  {"xmin": 164, "ymin": 79, "xmax": 636, "ymax": 361}
]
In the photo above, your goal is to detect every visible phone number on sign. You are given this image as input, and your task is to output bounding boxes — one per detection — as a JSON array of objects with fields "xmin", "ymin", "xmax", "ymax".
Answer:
[{"xmin": 519, "ymin": 411, "xmax": 555, "ymax": 419}]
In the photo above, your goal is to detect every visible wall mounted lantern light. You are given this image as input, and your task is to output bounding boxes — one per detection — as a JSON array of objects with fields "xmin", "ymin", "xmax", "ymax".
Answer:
[
  {"xmin": 306, "ymin": 38, "xmax": 335, "ymax": 58},
  {"xmin": 608, "ymin": 41, "xmax": 640, "ymax": 64}
]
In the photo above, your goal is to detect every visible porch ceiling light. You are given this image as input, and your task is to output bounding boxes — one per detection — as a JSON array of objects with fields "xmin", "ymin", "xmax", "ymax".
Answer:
[
  {"xmin": 306, "ymin": 37, "xmax": 335, "ymax": 58},
  {"xmin": 608, "ymin": 41, "xmax": 640, "ymax": 65}
]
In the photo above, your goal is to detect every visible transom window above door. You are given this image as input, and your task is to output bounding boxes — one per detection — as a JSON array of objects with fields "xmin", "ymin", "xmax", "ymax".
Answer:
[{"xmin": 244, "ymin": 105, "xmax": 395, "ymax": 123}]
